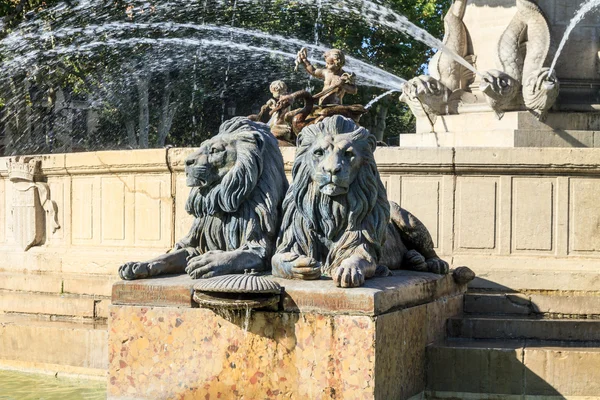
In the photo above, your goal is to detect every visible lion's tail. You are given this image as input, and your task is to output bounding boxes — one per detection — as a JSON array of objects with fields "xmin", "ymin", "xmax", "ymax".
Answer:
[
  {"xmin": 388, "ymin": 201, "xmax": 450, "ymax": 274},
  {"xmin": 388, "ymin": 201, "xmax": 439, "ymax": 262}
]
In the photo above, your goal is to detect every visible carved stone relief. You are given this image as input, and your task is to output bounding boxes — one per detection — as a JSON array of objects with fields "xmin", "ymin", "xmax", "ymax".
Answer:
[{"xmin": 7, "ymin": 157, "xmax": 60, "ymax": 251}]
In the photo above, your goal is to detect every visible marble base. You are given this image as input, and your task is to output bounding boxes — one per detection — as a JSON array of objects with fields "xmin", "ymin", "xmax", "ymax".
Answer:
[
  {"xmin": 404, "ymin": 111, "xmax": 600, "ymax": 148},
  {"xmin": 107, "ymin": 272, "xmax": 466, "ymax": 399}
]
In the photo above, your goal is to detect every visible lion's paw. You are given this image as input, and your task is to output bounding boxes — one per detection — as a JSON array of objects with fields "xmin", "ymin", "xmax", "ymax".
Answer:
[
  {"xmin": 185, "ymin": 251, "xmax": 234, "ymax": 279},
  {"xmin": 426, "ymin": 258, "xmax": 449, "ymax": 275},
  {"xmin": 333, "ymin": 264, "xmax": 365, "ymax": 288},
  {"xmin": 272, "ymin": 253, "xmax": 321, "ymax": 280},
  {"xmin": 404, "ymin": 249, "xmax": 428, "ymax": 271},
  {"xmin": 119, "ymin": 262, "xmax": 151, "ymax": 280}
]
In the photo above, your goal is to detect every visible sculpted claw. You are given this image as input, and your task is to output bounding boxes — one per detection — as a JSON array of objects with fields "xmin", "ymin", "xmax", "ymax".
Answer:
[
  {"xmin": 118, "ymin": 262, "xmax": 150, "ymax": 280},
  {"xmin": 333, "ymin": 266, "xmax": 365, "ymax": 288},
  {"xmin": 426, "ymin": 258, "xmax": 449, "ymax": 275}
]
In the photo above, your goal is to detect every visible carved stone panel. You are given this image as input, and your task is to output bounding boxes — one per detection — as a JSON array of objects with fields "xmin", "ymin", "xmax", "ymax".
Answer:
[
  {"xmin": 512, "ymin": 178, "xmax": 554, "ymax": 252},
  {"xmin": 402, "ymin": 177, "xmax": 441, "ymax": 248},
  {"xmin": 456, "ymin": 178, "xmax": 498, "ymax": 250},
  {"xmin": 569, "ymin": 178, "xmax": 600, "ymax": 253}
]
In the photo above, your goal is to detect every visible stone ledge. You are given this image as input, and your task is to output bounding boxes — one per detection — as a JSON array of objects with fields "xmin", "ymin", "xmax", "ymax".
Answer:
[{"xmin": 111, "ymin": 271, "xmax": 466, "ymax": 316}]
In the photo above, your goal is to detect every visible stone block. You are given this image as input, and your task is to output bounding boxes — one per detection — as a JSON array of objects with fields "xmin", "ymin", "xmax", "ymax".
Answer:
[
  {"xmin": 426, "ymin": 295, "xmax": 464, "ymax": 345},
  {"xmin": 376, "ymin": 306, "xmax": 426, "ymax": 399},
  {"xmin": 448, "ymin": 317, "xmax": 600, "ymax": 342},
  {"xmin": 465, "ymin": 292, "xmax": 600, "ymax": 318},
  {"xmin": 108, "ymin": 272, "xmax": 466, "ymax": 399},
  {"xmin": 524, "ymin": 344, "xmax": 600, "ymax": 396},
  {"xmin": 426, "ymin": 339, "xmax": 525, "ymax": 395},
  {"xmin": 0, "ymin": 314, "xmax": 108, "ymax": 371},
  {"xmin": 62, "ymin": 274, "xmax": 120, "ymax": 297},
  {"xmin": 528, "ymin": 293, "xmax": 600, "ymax": 317},
  {"xmin": 460, "ymin": 260, "xmax": 600, "ymax": 292},
  {"xmin": 0, "ymin": 272, "xmax": 63, "ymax": 294},
  {"xmin": 409, "ymin": 112, "xmax": 600, "ymax": 147},
  {"xmin": 0, "ymin": 290, "xmax": 98, "ymax": 318},
  {"xmin": 455, "ymin": 177, "xmax": 497, "ymax": 250},
  {"xmin": 464, "ymin": 293, "xmax": 533, "ymax": 316},
  {"xmin": 112, "ymin": 271, "xmax": 467, "ymax": 315},
  {"xmin": 108, "ymin": 306, "xmax": 378, "ymax": 399}
]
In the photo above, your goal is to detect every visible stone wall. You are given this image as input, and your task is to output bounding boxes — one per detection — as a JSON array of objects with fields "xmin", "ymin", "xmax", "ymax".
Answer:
[{"xmin": 1, "ymin": 146, "xmax": 600, "ymax": 292}]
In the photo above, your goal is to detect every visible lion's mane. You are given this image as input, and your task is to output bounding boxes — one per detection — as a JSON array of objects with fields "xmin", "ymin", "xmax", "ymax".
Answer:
[
  {"xmin": 275, "ymin": 116, "xmax": 390, "ymax": 274},
  {"xmin": 181, "ymin": 117, "xmax": 288, "ymax": 262}
]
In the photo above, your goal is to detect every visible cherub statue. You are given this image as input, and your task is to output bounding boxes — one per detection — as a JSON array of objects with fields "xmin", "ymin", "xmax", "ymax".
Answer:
[
  {"xmin": 271, "ymin": 48, "xmax": 366, "ymax": 136},
  {"xmin": 295, "ymin": 48, "xmax": 358, "ymax": 106},
  {"xmin": 248, "ymin": 80, "xmax": 295, "ymax": 145}
]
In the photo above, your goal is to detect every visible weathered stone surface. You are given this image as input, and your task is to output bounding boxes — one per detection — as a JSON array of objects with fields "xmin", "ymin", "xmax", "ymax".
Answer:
[
  {"xmin": 468, "ymin": 267, "xmax": 600, "ymax": 292},
  {"xmin": 108, "ymin": 306, "xmax": 377, "ymax": 399},
  {"xmin": 112, "ymin": 274, "xmax": 195, "ymax": 308},
  {"xmin": 111, "ymin": 271, "xmax": 466, "ymax": 316},
  {"xmin": 427, "ymin": 339, "xmax": 525, "ymax": 395},
  {"xmin": 0, "ymin": 290, "xmax": 100, "ymax": 319},
  {"xmin": 108, "ymin": 271, "xmax": 464, "ymax": 399},
  {"xmin": 524, "ymin": 343, "xmax": 600, "ymax": 396},
  {"xmin": 0, "ymin": 271, "xmax": 119, "ymax": 297},
  {"xmin": 465, "ymin": 292, "xmax": 600, "ymax": 317},
  {"xmin": 426, "ymin": 295, "xmax": 463, "ymax": 345},
  {"xmin": 375, "ymin": 305, "xmax": 427, "ymax": 399},
  {"xmin": 428, "ymin": 336, "xmax": 600, "ymax": 397}
]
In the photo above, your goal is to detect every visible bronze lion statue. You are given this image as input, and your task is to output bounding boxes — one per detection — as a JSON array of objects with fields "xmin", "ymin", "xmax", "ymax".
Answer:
[
  {"xmin": 119, "ymin": 117, "xmax": 288, "ymax": 280},
  {"xmin": 272, "ymin": 115, "xmax": 448, "ymax": 288}
]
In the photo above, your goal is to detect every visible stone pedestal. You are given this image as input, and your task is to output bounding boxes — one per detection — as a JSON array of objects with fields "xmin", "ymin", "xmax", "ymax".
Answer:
[
  {"xmin": 107, "ymin": 271, "xmax": 466, "ymax": 399},
  {"xmin": 403, "ymin": 111, "xmax": 600, "ymax": 148}
]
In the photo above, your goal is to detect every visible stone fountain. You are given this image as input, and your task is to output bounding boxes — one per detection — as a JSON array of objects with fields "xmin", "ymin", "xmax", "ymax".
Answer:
[
  {"xmin": 2, "ymin": 1, "xmax": 600, "ymax": 399},
  {"xmin": 400, "ymin": 0, "xmax": 600, "ymax": 148}
]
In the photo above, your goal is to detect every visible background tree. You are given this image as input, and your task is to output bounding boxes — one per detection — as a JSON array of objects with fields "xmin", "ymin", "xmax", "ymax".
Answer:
[{"xmin": 0, "ymin": 0, "xmax": 450, "ymax": 155}]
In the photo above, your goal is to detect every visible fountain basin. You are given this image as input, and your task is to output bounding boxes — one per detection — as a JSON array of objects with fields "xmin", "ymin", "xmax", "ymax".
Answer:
[{"xmin": 108, "ymin": 271, "xmax": 467, "ymax": 399}]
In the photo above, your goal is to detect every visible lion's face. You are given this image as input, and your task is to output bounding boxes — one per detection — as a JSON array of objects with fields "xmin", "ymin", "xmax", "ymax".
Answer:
[
  {"xmin": 307, "ymin": 133, "xmax": 367, "ymax": 197},
  {"xmin": 185, "ymin": 137, "xmax": 237, "ymax": 189}
]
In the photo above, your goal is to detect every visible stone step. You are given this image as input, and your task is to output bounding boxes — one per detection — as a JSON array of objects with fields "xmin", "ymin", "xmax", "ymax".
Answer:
[
  {"xmin": 0, "ymin": 271, "xmax": 119, "ymax": 297},
  {"xmin": 0, "ymin": 247, "xmax": 165, "ymax": 275},
  {"xmin": 426, "ymin": 338, "xmax": 600, "ymax": 398},
  {"xmin": 0, "ymin": 314, "xmax": 108, "ymax": 377},
  {"xmin": 448, "ymin": 316, "xmax": 600, "ymax": 342},
  {"xmin": 0, "ymin": 290, "xmax": 109, "ymax": 320},
  {"xmin": 464, "ymin": 292, "xmax": 600, "ymax": 318},
  {"xmin": 467, "ymin": 267, "xmax": 600, "ymax": 292}
]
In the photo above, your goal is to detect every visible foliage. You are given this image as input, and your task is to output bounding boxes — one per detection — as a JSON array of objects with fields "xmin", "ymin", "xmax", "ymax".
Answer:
[{"xmin": 0, "ymin": 0, "xmax": 451, "ymax": 155}]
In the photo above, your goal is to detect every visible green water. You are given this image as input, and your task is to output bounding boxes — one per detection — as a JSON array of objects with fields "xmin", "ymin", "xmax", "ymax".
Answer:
[{"xmin": 0, "ymin": 370, "xmax": 106, "ymax": 400}]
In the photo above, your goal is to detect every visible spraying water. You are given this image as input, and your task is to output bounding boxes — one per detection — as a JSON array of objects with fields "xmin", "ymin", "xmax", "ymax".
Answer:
[
  {"xmin": 2, "ymin": 22, "xmax": 406, "ymax": 91},
  {"xmin": 308, "ymin": 0, "xmax": 323, "ymax": 92},
  {"xmin": 365, "ymin": 89, "xmax": 399, "ymax": 109},
  {"xmin": 242, "ymin": 0, "xmax": 481, "ymax": 78},
  {"xmin": 549, "ymin": 0, "xmax": 600, "ymax": 75},
  {"xmin": 0, "ymin": 0, "xmax": 419, "ymax": 155}
]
